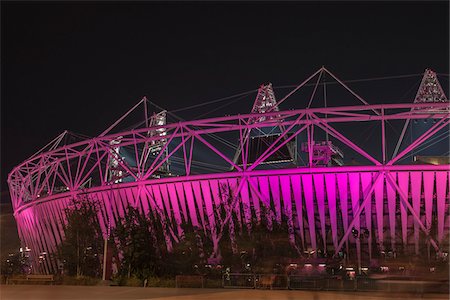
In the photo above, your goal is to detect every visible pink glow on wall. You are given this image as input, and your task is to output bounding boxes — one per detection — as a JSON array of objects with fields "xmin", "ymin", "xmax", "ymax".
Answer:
[
  {"xmin": 269, "ymin": 176, "xmax": 282, "ymax": 224},
  {"xmin": 239, "ymin": 179, "xmax": 252, "ymax": 231},
  {"xmin": 436, "ymin": 172, "xmax": 448, "ymax": 243},
  {"xmin": 291, "ymin": 175, "xmax": 305, "ymax": 248},
  {"xmin": 325, "ymin": 173, "xmax": 338, "ymax": 250},
  {"xmin": 11, "ymin": 169, "xmax": 450, "ymax": 274},
  {"xmin": 337, "ymin": 173, "xmax": 349, "ymax": 254},
  {"xmin": 302, "ymin": 174, "xmax": 317, "ymax": 256},
  {"xmin": 258, "ymin": 176, "xmax": 273, "ymax": 229},
  {"xmin": 361, "ymin": 172, "xmax": 373, "ymax": 259},
  {"xmin": 410, "ymin": 172, "xmax": 422, "ymax": 255},
  {"xmin": 151, "ymin": 185, "xmax": 165, "ymax": 218},
  {"xmin": 175, "ymin": 182, "xmax": 188, "ymax": 223},
  {"xmin": 192, "ymin": 181, "xmax": 207, "ymax": 231},
  {"xmin": 168, "ymin": 183, "xmax": 183, "ymax": 236},
  {"xmin": 227, "ymin": 178, "xmax": 243, "ymax": 231},
  {"xmin": 313, "ymin": 174, "xmax": 327, "ymax": 251},
  {"xmin": 209, "ymin": 180, "xmax": 223, "ymax": 224},
  {"xmin": 143, "ymin": 185, "xmax": 157, "ymax": 219},
  {"xmin": 201, "ymin": 181, "xmax": 217, "ymax": 236},
  {"xmin": 249, "ymin": 177, "xmax": 261, "ymax": 223},
  {"xmin": 349, "ymin": 172, "xmax": 361, "ymax": 266},
  {"xmin": 397, "ymin": 172, "xmax": 409, "ymax": 247},
  {"xmin": 280, "ymin": 175, "xmax": 295, "ymax": 246},
  {"xmin": 423, "ymin": 172, "xmax": 435, "ymax": 230},
  {"xmin": 137, "ymin": 186, "xmax": 149, "ymax": 216},
  {"xmin": 208, "ymin": 180, "xmax": 221, "ymax": 208},
  {"xmin": 349, "ymin": 173, "xmax": 361, "ymax": 236},
  {"xmin": 374, "ymin": 173, "xmax": 384, "ymax": 247},
  {"xmin": 160, "ymin": 185, "xmax": 173, "ymax": 223},
  {"xmin": 183, "ymin": 182, "xmax": 200, "ymax": 228}
]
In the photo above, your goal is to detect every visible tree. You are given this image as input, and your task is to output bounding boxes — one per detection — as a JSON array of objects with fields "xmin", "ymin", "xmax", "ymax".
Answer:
[
  {"xmin": 58, "ymin": 196, "xmax": 103, "ymax": 277},
  {"xmin": 114, "ymin": 205, "xmax": 164, "ymax": 280},
  {"xmin": 1, "ymin": 252, "xmax": 31, "ymax": 276}
]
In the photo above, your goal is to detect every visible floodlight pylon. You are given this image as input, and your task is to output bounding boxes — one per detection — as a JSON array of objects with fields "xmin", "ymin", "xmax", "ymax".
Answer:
[{"xmin": 392, "ymin": 69, "xmax": 449, "ymax": 158}]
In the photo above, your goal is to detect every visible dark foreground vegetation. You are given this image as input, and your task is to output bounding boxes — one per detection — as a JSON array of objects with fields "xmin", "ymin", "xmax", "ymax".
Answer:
[{"xmin": 2, "ymin": 197, "xmax": 448, "ymax": 291}]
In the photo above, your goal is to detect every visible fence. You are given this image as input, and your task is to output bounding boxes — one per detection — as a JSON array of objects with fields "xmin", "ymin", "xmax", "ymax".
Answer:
[
  {"xmin": 175, "ymin": 275, "xmax": 204, "ymax": 288},
  {"xmin": 223, "ymin": 273, "xmax": 255, "ymax": 289},
  {"xmin": 255, "ymin": 274, "xmax": 288, "ymax": 289},
  {"xmin": 222, "ymin": 273, "xmax": 449, "ymax": 293}
]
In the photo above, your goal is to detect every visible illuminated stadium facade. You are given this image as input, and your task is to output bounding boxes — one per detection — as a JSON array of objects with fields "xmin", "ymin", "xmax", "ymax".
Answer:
[{"xmin": 8, "ymin": 67, "xmax": 450, "ymax": 274}]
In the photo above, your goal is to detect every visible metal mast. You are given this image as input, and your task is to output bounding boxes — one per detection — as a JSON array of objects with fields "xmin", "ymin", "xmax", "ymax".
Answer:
[
  {"xmin": 146, "ymin": 110, "xmax": 169, "ymax": 175},
  {"xmin": 250, "ymin": 83, "xmax": 280, "ymax": 122},
  {"xmin": 392, "ymin": 69, "xmax": 449, "ymax": 158},
  {"xmin": 232, "ymin": 83, "xmax": 293, "ymax": 169}
]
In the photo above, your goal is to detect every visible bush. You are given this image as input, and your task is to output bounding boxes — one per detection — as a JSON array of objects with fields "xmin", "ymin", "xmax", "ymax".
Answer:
[
  {"xmin": 122, "ymin": 276, "xmax": 141, "ymax": 287},
  {"xmin": 61, "ymin": 275, "xmax": 100, "ymax": 286},
  {"xmin": 145, "ymin": 276, "xmax": 175, "ymax": 287},
  {"xmin": 205, "ymin": 278, "xmax": 223, "ymax": 288}
]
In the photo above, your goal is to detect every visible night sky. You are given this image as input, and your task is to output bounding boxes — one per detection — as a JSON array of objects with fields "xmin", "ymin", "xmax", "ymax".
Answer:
[{"xmin": 2, "ymin": 1, "xmax": 449, "ymax": 196}]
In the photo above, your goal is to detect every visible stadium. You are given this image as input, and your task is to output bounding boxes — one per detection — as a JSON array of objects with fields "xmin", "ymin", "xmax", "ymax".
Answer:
[{"xmin": 8, "ymin": 67, "xmax": 450, "ymax": 276}]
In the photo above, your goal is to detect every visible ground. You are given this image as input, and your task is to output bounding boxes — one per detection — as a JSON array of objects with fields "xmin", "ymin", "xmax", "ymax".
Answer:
[{"xmin": 0, "ymin": 286, "xmax": 448, "ymax": 300}]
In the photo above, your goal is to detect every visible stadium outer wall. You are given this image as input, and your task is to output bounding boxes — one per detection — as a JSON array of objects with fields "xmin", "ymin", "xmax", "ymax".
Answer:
[{"xmin": 12, "ymin": 165, "xmax": 450, "ymax": 274}]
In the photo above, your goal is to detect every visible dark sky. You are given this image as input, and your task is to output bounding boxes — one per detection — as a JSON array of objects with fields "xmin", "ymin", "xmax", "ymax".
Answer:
[{"xmin": 2, "ymin": 1, "xmax": 449, "ymax": 194}]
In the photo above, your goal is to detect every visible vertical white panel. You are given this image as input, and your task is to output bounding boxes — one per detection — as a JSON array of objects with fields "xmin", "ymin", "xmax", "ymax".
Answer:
[
  {"xmin": 53, "ymin": 196, "xmax": 67, "ymax": 226},
  {"xmin": 227, "ymin": 178, "xmax": 242, "ymax": 231},
  {"xmin": 218, "ymin": 178, "xmax": 238, "ymax": 248},
  {"xmin": 39, "ymin": 204, "xmax": 58, "ymax": 272},
  {"xmin": 325, "ymin": 173, "xmax": 338, "ymax": 250},
  {"xmin": 125, "ymin": 188, "xmax": 136, "ymax": 209},
  {"xmin": 200, "ymin": 181, "xmax": 217, "ymax": 236},
  {"xmin": 248, "ymin": 177, "xmax": 261, "ymax": 223},
  {"xmin": 280, "ymin": 175, "xmax": 295, "ymax": 246},
  {"xmin": 337, "ymin": 173, "xmax": 349, "ymax": 254},
  {"xmin": 349, "ymin": 172, "xmax": 361, "ymax": 265},
  {"xmin": 152, "ymin": 185, "xmax": 165, "ymax": 219},
  {"xmin": 374, "ymin": 173, "xmax": 384, "ymax": 247},
  {"xmin": 159, "ymin": 184, "xmax": 173, "ymax": 222},
  {"xmin": 397, "ymin": 172, "xmax": 409, "ymax": 248},
  {"xmin": 22, "ymin": 211, "xmax": 39, "ymax": 272},
  {"xmin": 175, "ymin": 182, "xmax": 188, "ymax": 223},
  {"xmin": 167, "ymin": 183, "xmax": 183, "ymax": 237},
  {"xmin": 209, "ymin": 180, "xmax": 223, "ymax": 224},
  {"xmin": 138, "ymin": 186, "xmax": 150, "ymax": 216},
  {"xmin": 46, "ymin": 201, "xmax": 63, "ymax": 244},
  {"xmin": 410, "ymin": 172, "xmax": 422, "ymax": 255},
  {"xmin": 182, "ymin": 182, "xmax": 200, "ymax": 228},
  {"xmin": 144, "ymin": 185, "xmax": 158, "ymax": 220},
  {"xmin": 132, "ymin": 187, "xmax": 144, "ymax": 213},
  {"xmin": 302, "ymin": 174, "xmax": 317, "ymax": 255},
  {"xmin": 269, "ymin": 176, "xmax": 282, "ymax": 224},
  {"xmin": 423, "ymin": 172, "xmax": 435, "ymax": 230},
  {"xmin": 291, "ymin": 174, "xmax": 305, "ymax": 248},
  {"xmin": 313, "ymin": 174, "xmax": 327, "ymax": 251},
  {"xmin": 114, "ymin": 189, "xmax": 126, "ymax": 218},
  {"xmin": 386, "ymin": 172, "xmax": 396, "ymax": 251},
  {"xmin": 361, "ymin": 172, "xmax": 373, "ymax": 260},
  {"xmin": 192, "ymin": 181, "xmax": 207, "ymax": 232},
  {"xmin": 240, "ymin": 179, "xmax": 252, "ymax": 230},
  {"xmin": 258, "ymin": 176, "xmax": 273, "ymax": 229},
  {"xmin": 43, "ymin": 205, "xmax": 59, "ymax": 272},
  {"xmin": 436, "ymin": 172, "xmax": 448, "ymax": 243},
  {"xmin": 349, "ymin": 173, "xmax": 361, "ymax": 233},
  {"xmin": 33, "ymin": 207, "xmax": 50, "ymax": 274},
  {"xmin": 208, "ymin": 180, "xmax": 221, "ymax": 208}
]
